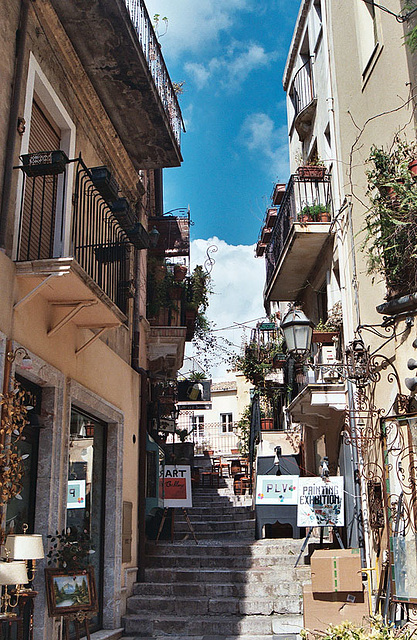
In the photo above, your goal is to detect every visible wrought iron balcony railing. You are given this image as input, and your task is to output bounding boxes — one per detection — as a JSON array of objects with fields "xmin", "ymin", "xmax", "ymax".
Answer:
[
  {"xmin": 265, "ymin": 174, "xmax": 332, "ymax": 290},
  {"xmin": 124, "ymin": 0, "xmax": 183, "ymax": 145},
  {"xmin": 16, "ymin": 157, "xmax": 132, "ymax": 315},
  {"xmin": 292, "ymin": 59, "xmax": 315, "ymax": 118}
]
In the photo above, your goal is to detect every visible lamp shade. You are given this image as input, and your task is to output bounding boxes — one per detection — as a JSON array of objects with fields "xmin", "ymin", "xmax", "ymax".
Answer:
[
  {"xmin": 5, "ymin": 534, "xmax": 44, "ymax": 560},
  {"xmin": 281, "ymin": 308, "xmax": 314, "ymax": 356},
  {"xmin": 0, "ymin": 561, "xmax": 28, "ymax": 586}
]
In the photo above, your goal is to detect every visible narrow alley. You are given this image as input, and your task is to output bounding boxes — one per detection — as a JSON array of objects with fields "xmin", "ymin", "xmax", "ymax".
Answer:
[{"xmin": 123, "ymin": 473, "xmax": 311, "ymax": 639}]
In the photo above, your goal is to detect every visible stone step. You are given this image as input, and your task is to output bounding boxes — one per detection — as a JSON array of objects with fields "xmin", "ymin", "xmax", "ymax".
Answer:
[
  {"xmin": 174, "ymin": 519, "xmax": 255, "ymax": 533},
  {"xmin": 126, "ymin": 594, "xmax": 302, "ymax": 616},
  {"xmin": 143, "ymin": 567, "xmax": 306, "ymax": 584},
  {"xmin": 145, "ymin": 540, "xmax": 307, "ymax": 557},
  {"xmin": 185, "ymin": 510, "xmax": 254, "ymax": 520},
  {"xmin": 173, "ymin": 530, "xmax": 255, "ymax": 540},
  {"xmin": 133, "ymin": 579, "xmax": 309, "ymax": 598},
  {"xmin": 145, "ymin": 554, "xmax": 305, "ymax": 569},
  {"xmin": 123, "ymin": 613, "xmax": 303, "ymax": 637},
  {"xmin": 122, "ymin": 636, "xmax": 278, "ymax": 640}
]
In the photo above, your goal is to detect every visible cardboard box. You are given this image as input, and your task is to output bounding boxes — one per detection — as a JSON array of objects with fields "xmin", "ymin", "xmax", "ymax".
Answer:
[
  {"xmin": 303, "ymin": 585, "xmax": 369, "ymax": 632},
  {"xmin": 310, "ymin": 548, "xmax": 363, "ymax": 593}
]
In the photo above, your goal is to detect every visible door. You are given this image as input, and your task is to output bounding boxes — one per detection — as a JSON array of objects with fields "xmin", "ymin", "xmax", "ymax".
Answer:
[{"xmin": 68, "ymin": 408, "xmax": 107, "ymax": 631}]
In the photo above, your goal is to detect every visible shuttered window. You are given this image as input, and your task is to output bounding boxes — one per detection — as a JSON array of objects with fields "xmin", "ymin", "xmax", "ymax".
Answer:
[{"xmin": 19, "ymin": 100, "xmax": 61, "ymax": 260}]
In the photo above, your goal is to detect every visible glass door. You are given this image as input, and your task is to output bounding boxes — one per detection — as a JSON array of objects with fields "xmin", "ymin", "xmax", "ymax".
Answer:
[{"xmin": 68, "ymin": 409, "xmax": 106, "ymax": 631}]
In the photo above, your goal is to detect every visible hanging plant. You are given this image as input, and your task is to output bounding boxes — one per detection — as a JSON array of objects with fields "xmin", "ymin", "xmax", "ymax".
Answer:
[{"xmin": 362, "ymin": 138, "xmax": 417, "ymax": 299}]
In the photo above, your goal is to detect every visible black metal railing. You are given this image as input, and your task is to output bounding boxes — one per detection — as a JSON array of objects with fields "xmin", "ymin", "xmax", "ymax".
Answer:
[
  {"xmin": 124, "ymin": 0, "xmax": 184, "ymax": 145},
  {"xmin": 16, "ymin": 158, "xmax": 131, "ymax": 315},
  {"xmin": 292, "ymin": 59, "xmax": 315, "ymax": 117},
  {"xmin": 265, "ymin": 174, "xmax": 332, "ymax": 289},
  {"xmin": 72, "ymin": 159, "xmax": 131, "ymax": 314}
]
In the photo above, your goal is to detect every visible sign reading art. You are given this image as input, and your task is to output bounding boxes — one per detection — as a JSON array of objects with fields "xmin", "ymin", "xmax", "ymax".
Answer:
[
  {"xmin": 297, "ymin": 476, "xmax": 344, "ymax": 527},
  {"xmin": 255, "ymin": 475, "xmax": 298, "ymax": 505},
  {"xmin": 163, "ymin": 465, "xmax": 192, "ymax": 508}
]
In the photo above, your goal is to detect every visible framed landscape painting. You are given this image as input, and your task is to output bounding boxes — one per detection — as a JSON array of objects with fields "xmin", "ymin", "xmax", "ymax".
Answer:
[{"xmin": 45, "ymin": 566, "xmax": 98, "ymax": 616}]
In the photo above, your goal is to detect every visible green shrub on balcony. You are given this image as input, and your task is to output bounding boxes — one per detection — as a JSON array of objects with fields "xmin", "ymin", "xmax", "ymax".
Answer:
[{"xmin": 363, "ymin": 138, "xmax": 417, "ymax": 299}]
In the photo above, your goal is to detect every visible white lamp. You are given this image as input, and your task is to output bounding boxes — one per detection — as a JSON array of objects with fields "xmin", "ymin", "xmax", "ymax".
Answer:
[
  {"xmin": 4, "ymin": 532, "xmax": 44, "ymax": 589},
  {"xmin": 0, "ymin": 560, "xmax": 28, "ymax": 617}
]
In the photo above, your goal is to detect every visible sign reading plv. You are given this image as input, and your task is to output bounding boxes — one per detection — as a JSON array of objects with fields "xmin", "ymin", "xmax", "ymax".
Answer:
[
  {"xmin": 255, "ymin": 475, "xmax": 298, "ymax": 505},
  {"xmin": 163, "ymin": 465, "xmax": 192, "ymax": 508},
  {"xmin": 297, "ymin": 476, "xmax": 344, "ymax": 527}
]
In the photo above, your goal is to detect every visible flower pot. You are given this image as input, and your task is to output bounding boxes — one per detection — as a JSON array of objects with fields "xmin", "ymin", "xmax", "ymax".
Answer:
[
  {"xmin": 297, "ymin": 165, "xmax": 326, "ymax": 180},
  {"xmin": 409, "ymin": 159, "xmax": 417, "ymax": 176},
  {"xmin": 298, "ymin": 214, "xmax": 312, "ymax": 223},
  {"xmin": 319, "ymin": 211, "xmax": 331, "ymax": 222},
  {"xmin": 312, "ymin": 330, "xmax": 339, "ymax": 344},
  {"xmin": 261, "ymin": 418, "xmax": 274, "ymax": 431}
]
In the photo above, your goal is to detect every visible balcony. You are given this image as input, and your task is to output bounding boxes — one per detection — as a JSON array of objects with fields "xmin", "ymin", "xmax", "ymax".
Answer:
[
  {"xmin": 264, "ymin": 174, "xmax": 333, "ymax": 305},
  {"xmin": 291, "ymin": 60, "xmax": 316, "ymax": 141},
  {"xmin": 15, "ymin": 156, "xmax": 139, "ymax": 322},
  {"xmin": 49, "ymin": 0, "xmax": 183, "ymax": 168},
  {"xmin": 149, "ymin": 212, "xmax": 190, "ymax": 258}
]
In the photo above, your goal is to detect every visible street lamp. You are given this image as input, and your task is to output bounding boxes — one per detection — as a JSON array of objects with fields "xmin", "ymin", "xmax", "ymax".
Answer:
[{"xmin": 281, "ymin": 308, "xmax": 314, "ymax": 358}]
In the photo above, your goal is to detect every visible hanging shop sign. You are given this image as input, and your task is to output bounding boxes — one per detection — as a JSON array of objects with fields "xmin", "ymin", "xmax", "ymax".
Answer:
[
  {"xmin": 163, "ymin": 465, "xmax": 192, "ymax": 508},
  {"xmin": 297, "ymin": 476, "xmax": 344, "ymax": 527},
  {"xmin": 255, "ymin": 475, "xmax": 298, "ymax": 505}
]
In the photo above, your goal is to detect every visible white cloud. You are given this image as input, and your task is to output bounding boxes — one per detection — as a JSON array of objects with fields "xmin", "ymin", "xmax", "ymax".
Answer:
[
  {"xmin": 144, "ymin": 0, "xmax": 251, "ymax": 58},
  {"xmin": 182, "ymin": 237, "xmax": 267, "ymax": 380},
  {"xmin": 184, "ymin": 42, "xmax": 276, "ymax": 92},
  {"xmin": 240, "ymin": 112, "xmax": 290, "ymax": 181}
]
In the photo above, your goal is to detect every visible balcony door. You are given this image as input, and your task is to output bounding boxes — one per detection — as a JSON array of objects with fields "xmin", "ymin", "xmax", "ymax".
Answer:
[{"xmin": 18, "ymin": 99, "xmax": 61, "ymax": 261}]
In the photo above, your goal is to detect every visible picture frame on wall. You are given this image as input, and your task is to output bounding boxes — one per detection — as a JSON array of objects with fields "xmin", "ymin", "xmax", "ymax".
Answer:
[{"xmin": 44, "ymin": 566, "xmax": 98, "ymax": 617}]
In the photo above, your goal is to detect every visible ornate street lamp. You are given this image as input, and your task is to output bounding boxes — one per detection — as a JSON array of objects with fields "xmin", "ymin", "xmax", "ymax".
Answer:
[{"xmin": 281, "ymin": 308, "xmax": 314, "ymax": 359}]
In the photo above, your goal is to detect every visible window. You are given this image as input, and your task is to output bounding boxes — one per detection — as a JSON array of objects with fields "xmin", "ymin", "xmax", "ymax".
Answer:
[
  {"xmin": 192, "ymin": 415, "xmax": 204, "ymax": 438},
  {"xmin": 220, "ymin": 413, "xmax": 234, "ymax": 433},
  {"xmin": 355, "ymin": 0, "xmax": 379, "ymax": 76}
]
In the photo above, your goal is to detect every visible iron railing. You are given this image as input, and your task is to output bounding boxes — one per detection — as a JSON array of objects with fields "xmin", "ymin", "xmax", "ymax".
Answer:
[
  {"xmin": 292, "ymin": 59, "xmax": 315, "ymax": 117},
  {"xmin": 16, "ymin": 158, "xmax": 131, "ymax": 315},
  {"xmin": 265, "ymin": 174, "xmax": 332, "ymax": 290},
  {"xmin": 72, "ymin": 159, "xmax": 131, "ymax": 314},
  {"xmin": 124, "ymin": 0, "xmax": 184, "ymax": 145}
]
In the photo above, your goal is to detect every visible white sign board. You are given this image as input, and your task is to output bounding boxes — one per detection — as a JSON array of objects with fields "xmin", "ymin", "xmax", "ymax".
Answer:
[
  {"xmin": 297, "ymin": 476, "xmax": 344, "ymax": 527},
  {"xmin": 163, "ymin": 465, "xmax": 192, "ymax": 508},
  {"xmin": 255, "ymin": 475, "xmax": 298, "ymax": 505}
]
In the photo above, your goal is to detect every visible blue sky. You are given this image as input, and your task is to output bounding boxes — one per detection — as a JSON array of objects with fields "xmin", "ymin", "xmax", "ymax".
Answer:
[
  {"xmin": 144, "ymin": 0, "xmax": 301, "ymax": 377},
  {"xmin": 146, "ymin": 0, "xmax": 300, "ymax": 245}
]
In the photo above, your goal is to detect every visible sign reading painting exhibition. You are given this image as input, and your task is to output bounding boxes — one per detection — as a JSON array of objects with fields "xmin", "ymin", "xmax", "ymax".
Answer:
[
  {"xmin": 297, "ymin": 476, "xmax": 344, "ymax": 527},
  {"xmin": 255, "ymin": 476, "xmax": 299, "ymax": 505},
  {"xmin": 163, "ymin": 465, "xmax": 192, "ymax": 508}
]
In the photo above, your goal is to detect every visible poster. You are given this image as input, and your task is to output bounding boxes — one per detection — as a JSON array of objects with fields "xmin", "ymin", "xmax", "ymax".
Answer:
[
  {"xmin": 255, "ymin": 475, "xmax": 298, "ymax": 505},
  {"xmin": 163, "ymin": 465, "xmax": 192, "ymax": 508},
  {"xmin": 67, "ymin": 480, "xmax": 86, "ymax": 509},
  {"xmin": 297, "ymin": 476, "xmax": 344, "ymax": 527}
]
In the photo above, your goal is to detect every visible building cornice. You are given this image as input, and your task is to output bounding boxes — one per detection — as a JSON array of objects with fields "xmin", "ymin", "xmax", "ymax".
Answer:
[{"xmin": 283, "ymin": 0, "xmax": 311, "ymax": 91}]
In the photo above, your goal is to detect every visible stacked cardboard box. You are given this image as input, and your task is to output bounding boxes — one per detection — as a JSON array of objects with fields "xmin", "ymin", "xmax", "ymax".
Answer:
[{"xmin": 303, "ymin": 549, "xmax": 369, "ymax": 634}]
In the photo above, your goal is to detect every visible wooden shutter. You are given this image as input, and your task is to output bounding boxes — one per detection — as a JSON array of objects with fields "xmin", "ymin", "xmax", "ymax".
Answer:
[{"xmin": 19, "ymin": 101, "xmax": 61, "ymax": 260}]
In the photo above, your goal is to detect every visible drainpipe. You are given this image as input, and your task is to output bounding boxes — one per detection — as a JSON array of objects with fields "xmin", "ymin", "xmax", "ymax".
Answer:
[
  {"xmin": 131, "ymin": 246, "xmax": 148, "ymax": 582},
  {"xmin": 0, "ymin": 0, "xmax": 30, "ymax": 252}
]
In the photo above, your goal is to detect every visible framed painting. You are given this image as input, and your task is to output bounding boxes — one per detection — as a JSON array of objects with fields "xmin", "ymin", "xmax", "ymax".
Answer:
[{"xmin": 45, "ymin": 566, "xmax": 98, "ymax": 616}]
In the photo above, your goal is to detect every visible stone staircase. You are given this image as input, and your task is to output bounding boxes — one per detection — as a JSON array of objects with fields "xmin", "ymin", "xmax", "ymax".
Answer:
[{"xmin": 123, "ymin": 476, "xmax": 310, "ymax": 639}]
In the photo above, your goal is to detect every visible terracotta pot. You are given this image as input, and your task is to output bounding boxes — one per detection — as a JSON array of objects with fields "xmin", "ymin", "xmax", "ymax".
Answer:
[
  {"xmin": 409, "ymin": 159, "xmax": 417, "ymax": 176},
  {"xmin": 311, "ymin": 330, "xmax": 339, "ymax": 344},
  {"xmin": 297, "ymin": 165, "xmax": 326, "ymax": 180},
  {"xmin": 319, "ymin": 211, "xmax": 331, "ymax": 222},
  {"xmin": 260, "ymin": 418, "xmax": 274, "ymax": 431}
]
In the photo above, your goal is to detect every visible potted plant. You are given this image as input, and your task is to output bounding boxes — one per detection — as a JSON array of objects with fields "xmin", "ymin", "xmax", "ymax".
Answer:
[
  {"xmin": 296, "ymin": 155, "xmax": 326, "ymax": 180},
  {"xmin": 363, "ymin": 139, "xmax": 417, "ymax": 299},
  {"xmin": 297, "ymin": 203, "xmax": 330, "ymax": 223},
  {"xmin": 311, "ymin": 302, "xmax": 342, "ymax": 343}
]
